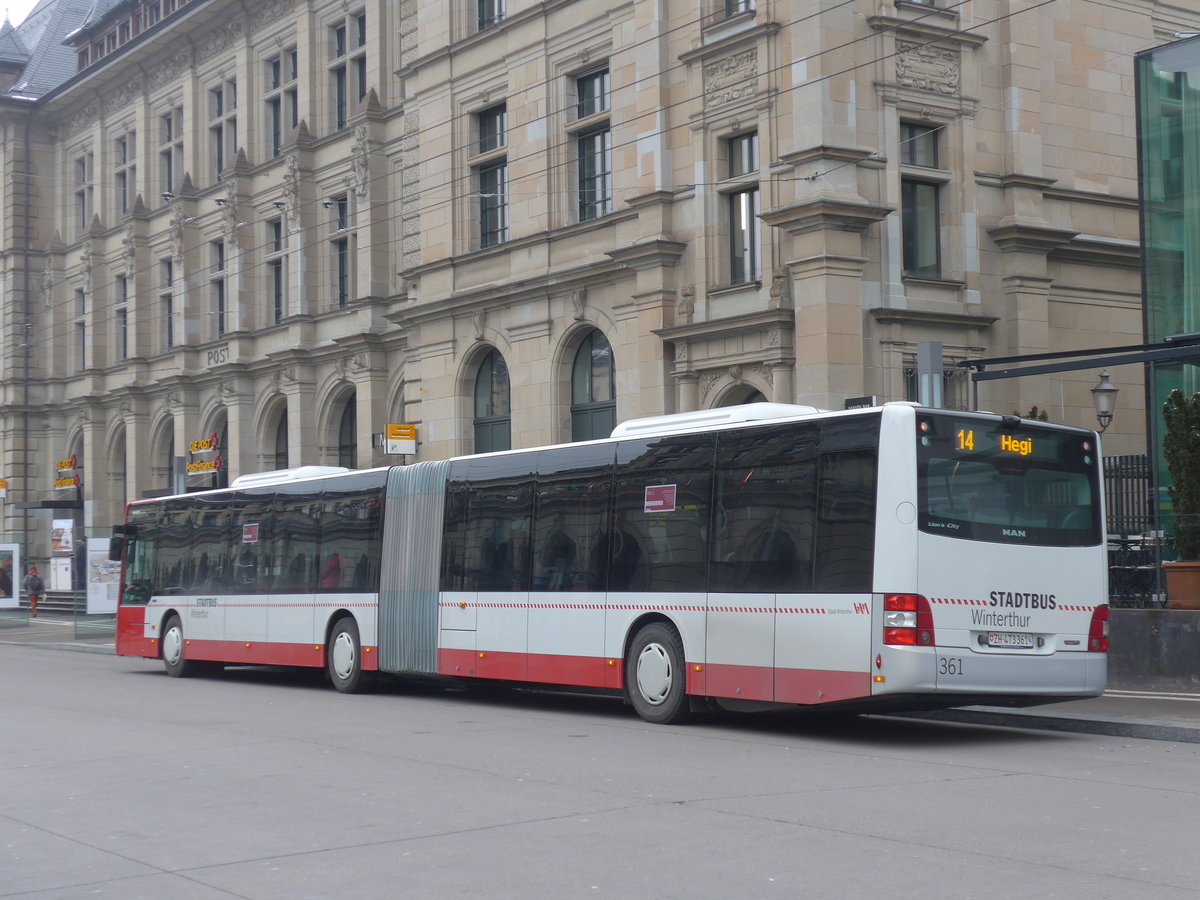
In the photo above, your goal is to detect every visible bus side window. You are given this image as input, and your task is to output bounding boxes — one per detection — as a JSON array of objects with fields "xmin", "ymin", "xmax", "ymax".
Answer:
[
  {"xmin": 614, "ymin": 434, "xmax": 713, "ymax": 593},
  {"xmin": 814, "ymin": 450, "xmax": 877, "ymax": 593},
  {"xmin": 532, "ymin": 443, "xmax": 614, "ymax": 592},
  {"xmin": 713, "ymin": 424, "xmax": 817, "ymax": 594}
]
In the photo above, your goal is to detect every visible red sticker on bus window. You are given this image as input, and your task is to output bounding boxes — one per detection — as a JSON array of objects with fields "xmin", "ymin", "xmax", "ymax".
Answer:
[
  {"xmin": 242, "ymin": 523, "xmax": 259, "ymax": 543},
  {"xmin": 644, "ymin": 484, "xmax": 677, "ymax": 513}
]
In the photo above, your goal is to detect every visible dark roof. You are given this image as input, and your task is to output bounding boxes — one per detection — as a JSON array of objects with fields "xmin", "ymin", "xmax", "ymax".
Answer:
[
  {"xmin": 74, "ymin": 0, "xmax": 127, "ymax": 34},
  {"xmin": 6, "ymin": 0, "xmax": 98, "ymax": 98},
  {"xmin": 0, "ymin": 19, "xmax": 31, "ymax": 66}
]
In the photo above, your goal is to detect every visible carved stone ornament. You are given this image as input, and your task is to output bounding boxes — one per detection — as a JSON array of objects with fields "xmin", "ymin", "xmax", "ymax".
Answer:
[
  {"xmin": 168, "ymin": 202, "xmax": 188, "ymax": 261},
  {"xmin": 104, "ymin": 79, "xmax": 143, "ymax": 115},
  {"xmin": 79, "ymin": 244, "xmax": 92, "ymax": 294},
  {"xmin": 473, "ymin": 310, "xmax": 486, "ymax": 341},
  {"xmin": 221, "ymin": 182, "xmax": 239, "ymax": 241},
  {"xmin": 196, "ymin": 21, "xmax": 244, "ymax": 64},
  {"xmin": 64, "ymin": 104, "xmax": 99, "ymax": 137},
  {"xmin": 148, "ymin": 50, "xmax": 191, "ymax": 89},
  {"xmin": 123, "ymin": 224, "xmax": 137, "ymax": 273},
  {"xmin": 41, "ymin": 256, "xmax": 53, "ymax": 307},
  {"xmin": 271, "ymin": 367, "xmax": 298, "ymax": 391},
  {"xmin": 353, "ymin": 126, "xmax": 370, "ymax": 199},
  {"xmin": 768, "ymin": 267, "xmax": 790, "ymax": 309},
  {"xmin": 704, "ymin": 50, "xmax": 758, "ymax": 108},
  {"xmin": 250, "ymin": 0, "xmax": 297, "ymax": 31},
  {"xmin": 284, "ymin": 155, "xmax": 302, "ymax": 234},
  {"xmin": 895, "ymin": 40, "xmax": 960, "ymax": 96},
  {"xmin": 571, "ymin": 288, "xmax": 587, "ymax": 321},
  {"xmin": 677, "ymin": 286, "xmax": 695, "ymax": 325}
]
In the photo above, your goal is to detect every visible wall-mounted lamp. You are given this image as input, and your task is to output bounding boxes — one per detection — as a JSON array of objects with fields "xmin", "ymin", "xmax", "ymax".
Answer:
[
  {"xmin": 214, "ymin": 197, "xmax": 228, "ymax": 207},
  {"xmin": 161, "ymin": 191, "xmax": 174, "ymax": 201},
  {"xmin": 1091, "ymin": 370, "xmax": 1118, "ymax": 434},
  {"xmin": 272, "ymin": 200, "xmax": 286, "ymax": 210},
  {"xmin": 322, "ymin": 199, "xmax": 333, "ymax": 209}
]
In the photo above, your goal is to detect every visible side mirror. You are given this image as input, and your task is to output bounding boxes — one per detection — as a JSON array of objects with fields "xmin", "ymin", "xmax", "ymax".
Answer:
[{"xmin": 109, "ymin": 535, "xmax": 124, "ymax": 562}]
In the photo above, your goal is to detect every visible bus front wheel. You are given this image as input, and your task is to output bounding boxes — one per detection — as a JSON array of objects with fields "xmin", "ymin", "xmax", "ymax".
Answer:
[
  {"xmin": 327, "ymin": 617, "xmax": 376, "ymax": 694},
  {"xmin": 161, "ymin": 615, "xmax": 195, "ymax": 678},
  {"xmin": 626, "ymin": 622, "xmax": 691, "ymax": 725}
]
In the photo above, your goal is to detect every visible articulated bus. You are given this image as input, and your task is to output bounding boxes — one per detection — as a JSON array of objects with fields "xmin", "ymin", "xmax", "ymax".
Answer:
[{"xmin": 113, "ymin": 402, "xmax": 1108, "ymax": 723}]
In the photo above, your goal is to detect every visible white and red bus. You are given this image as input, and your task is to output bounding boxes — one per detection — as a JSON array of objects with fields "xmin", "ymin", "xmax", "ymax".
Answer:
[{"xmin": 113, "ymin": 402, "xmax": 1107, "ymax": 723}]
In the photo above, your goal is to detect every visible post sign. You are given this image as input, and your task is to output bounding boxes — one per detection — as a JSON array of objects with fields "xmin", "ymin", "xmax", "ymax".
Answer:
[
  {"xmin": 385, "ymin": 423, "xmax": 417, "ymax": 455},
  {"xmin": 54, "ymin": 455, "xmax": 80, "ymax": 490},
  {"xmin": 187, "ymin": 432, "xmax": 222, "ymax": 476}
]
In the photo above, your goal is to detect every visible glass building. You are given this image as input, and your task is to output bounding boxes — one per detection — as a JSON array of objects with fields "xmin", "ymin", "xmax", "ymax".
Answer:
[{"xmin": 1136, "ymin": 36, "xmax": 1200, "ymax": 529}]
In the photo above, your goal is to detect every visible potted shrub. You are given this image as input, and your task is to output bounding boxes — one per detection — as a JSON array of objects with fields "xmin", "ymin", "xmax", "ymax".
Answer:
[{"xmin": 1161, "ymin": 388, "xmax": 1200, "ymax": 608}]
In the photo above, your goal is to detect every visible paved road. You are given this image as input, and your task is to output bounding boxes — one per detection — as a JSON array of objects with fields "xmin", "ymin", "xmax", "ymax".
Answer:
[{"xmin": 4, "ymin": 644, "xmax": 1200, "ymax": 899}]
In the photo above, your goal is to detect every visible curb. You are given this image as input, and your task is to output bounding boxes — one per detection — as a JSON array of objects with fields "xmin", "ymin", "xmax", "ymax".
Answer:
[
  {"xmin": 0, "ymin": 640, "xmax": 115, "ymax": 655},
  {"xmin": 896, "ymin": 707, "xmax": 1200, "ymax": 744}
]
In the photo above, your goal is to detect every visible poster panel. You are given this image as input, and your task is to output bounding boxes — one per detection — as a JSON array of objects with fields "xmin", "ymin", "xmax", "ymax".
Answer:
[
  {"xmin": 51, "ymin": 519, "xmax": 74, "ymax": 553},
  {"xmin": 0, "ymin": 544, "xmax": 18, "ymax": 609},
  {"xmin": 87, "ymin": 538, "xmax": 119, "ymax": 615}
]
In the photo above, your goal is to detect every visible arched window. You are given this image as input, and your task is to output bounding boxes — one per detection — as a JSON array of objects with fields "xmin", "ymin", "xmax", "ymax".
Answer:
[
  {"xmin": 337, "ymin": 396, "xmax": 356, "ymax": 468},
  {"xmin": 473, "ymin": 348, "xmax": 511, "ymax": 452},
  {"xmin": 215, "ymin": 421, "xmax": 229, "ymax": 489},
  {"xmin": 570, "ymin": 329, "xmax": 615, "ymax": 441},
  {"xmin": 274, "ymin": 411, "xmax": 289, "ymax": 470},
  {"xmin": 164, "ymin": 432, "xmax": 175, "ymax": 492}
]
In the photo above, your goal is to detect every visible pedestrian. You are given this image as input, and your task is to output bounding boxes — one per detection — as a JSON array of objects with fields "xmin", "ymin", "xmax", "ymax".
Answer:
[{"xmin": 22, "ymin": 565, "xmax": 44, "ymax": 618}]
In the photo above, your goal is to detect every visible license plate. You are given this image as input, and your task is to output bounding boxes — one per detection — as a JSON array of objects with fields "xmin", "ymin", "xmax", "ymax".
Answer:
[{"xmin": 987, "ymin": 631, "xmax": 1034, "ymax": 648}]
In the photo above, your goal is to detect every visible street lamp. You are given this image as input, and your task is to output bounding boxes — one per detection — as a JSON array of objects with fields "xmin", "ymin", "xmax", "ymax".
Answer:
[{"xmin": 1091, "ymin": 370, "xmax": 1118, "ymax": 434}]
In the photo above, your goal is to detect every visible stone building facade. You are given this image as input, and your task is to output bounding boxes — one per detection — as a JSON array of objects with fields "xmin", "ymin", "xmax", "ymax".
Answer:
[{"xmin": 0, "ymin": 0, "xmax": 1186, "ymax": 558}]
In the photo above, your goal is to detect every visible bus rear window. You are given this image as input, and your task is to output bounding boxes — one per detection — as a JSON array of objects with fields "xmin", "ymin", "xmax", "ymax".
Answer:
[{"xmin": 915, "ymin": 414, "xmax": 1101, "ymax": 547}]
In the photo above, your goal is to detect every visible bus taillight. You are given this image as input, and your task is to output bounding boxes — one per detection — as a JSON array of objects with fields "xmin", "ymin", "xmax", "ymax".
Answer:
[
  {"xmin": 883, "ymin": 593, "xmax": 935, "ymax": 646},
  {"xmin": 1088, "ymin": 604, "xmax": 1109, "ymax": 652}
]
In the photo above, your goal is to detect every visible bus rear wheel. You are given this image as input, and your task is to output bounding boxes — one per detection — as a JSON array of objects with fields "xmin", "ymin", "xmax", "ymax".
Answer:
[
  {"xmin": 626, "ymin": 622, "xmax": 691, "ymax": 725},
  {"xmin": 161, "ymin": 615, "xmax": 195, "ymax": 678},
  {"xmin": 327, "ymin": 617, "xmax": 375, "ymax": 694}
]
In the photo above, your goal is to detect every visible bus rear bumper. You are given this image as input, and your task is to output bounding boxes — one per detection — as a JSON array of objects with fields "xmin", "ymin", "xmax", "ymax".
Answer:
[{"xmin": 873, "ymin": 645, "xmax": 1106, "ymax": 701}]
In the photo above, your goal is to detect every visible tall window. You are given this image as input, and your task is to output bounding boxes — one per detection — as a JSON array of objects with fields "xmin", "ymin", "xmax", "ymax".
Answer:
[
  {"xmin": 726, "ymin": 131, "xmax": 761, "ymax": 284},
  {"xmin": 337, "ymin": 397, "xmax": 357, "ymax": 468},
  {"xmin": 265, "ymin": 48, "xmax": 299, "ymax": 157},
  {"xmin": 114, "ymin": 133, "xmax": 136, "ymax": 217},
  {"xmin": 725, "ymin": 0, "xmax": 755, "ymax": 14},
  {"xmin": 573, "ymin": 68, "xmax": 611, "ymax": 221},
  {"xmin": 330, "ymin": 11, "xmax": 367, "ymax": 131},
  {"xmin": 209, "ymin": 79, "xmax": 238, "ymax": 180},
  {"xmin": 267, "ymin": 218, "xmax": 286, "ymax": 323},
  {"xmin": 116, "ymin": 275, "xmax": 129, "ymax": 360},
  {"xmin": 571, "ymin": 329, "xmax": 616, "ymax": 441},
  {"xmin": 331, "ymin": 196, "xmax": 350, "ymax": 308},
  {"xmin": 900, "ymin": 122, "xmax": 942, "ymax": 279},
  {"xmin": 117, "ymin": 307, "xmax": 129, "ymax": 361},
  {"xmin": 474, "ymin": 349, "xmax": 511, "ymax": 452},
  {"xmin": 74, "ymin": 151, "xmax": 94, "ymax": 236},
  {"xmin": 161, "ymin": 259, "xmax": 175, "ymax": 350},
  {"xmin": 74, "ymin": 289, "xmax": 87, "ymax": 371},
  {"xmin": 478, "ymin": 0, "xmax": 505, "ymax": 30},
  {"xmin": 474, "ymin": 104, "xmax": 508, "ymax": 248},
  {"xmin": 158, "ymin": 107, "xmax": 183, "ymax": 200},
  {"xmin": 210, "ymin": 241, "xmax": 226, "ymax": 338}
]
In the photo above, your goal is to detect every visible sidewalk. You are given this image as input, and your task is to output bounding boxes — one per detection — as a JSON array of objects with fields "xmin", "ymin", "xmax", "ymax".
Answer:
[{"xmin": 3, "ymin": 612, "xmax": 1199, "ymax": 742}]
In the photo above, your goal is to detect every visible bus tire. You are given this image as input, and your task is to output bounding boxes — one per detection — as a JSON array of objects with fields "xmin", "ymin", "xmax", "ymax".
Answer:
[
  {"xmin": 626, "ymin": 622, "xmax": 691, "ymax": 725},
  {"xmin": 161, "ymin": 615, "xmax": 195, "ymax": 678},
  {"xmin": 327, "ymin": 617, "xmax": 375, "ymax": 694}
]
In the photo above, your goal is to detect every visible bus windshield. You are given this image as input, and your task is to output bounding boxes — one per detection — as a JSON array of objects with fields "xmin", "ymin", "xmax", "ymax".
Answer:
[{"xmin": 915, "ymin": 412, "xmax": 1101, "ymax": 547}]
